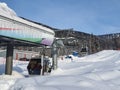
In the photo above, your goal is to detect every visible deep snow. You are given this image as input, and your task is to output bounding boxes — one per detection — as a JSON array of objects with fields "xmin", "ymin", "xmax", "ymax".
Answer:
[{"xmin": 0, "ymin": 50, "xmax": 120, "ymax": 90}]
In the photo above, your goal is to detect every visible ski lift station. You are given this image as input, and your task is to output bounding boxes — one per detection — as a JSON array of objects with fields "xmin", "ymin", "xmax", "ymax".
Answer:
[{"xmin": 0, "ymin": 5, "xmax": 55, "ymax": 75}]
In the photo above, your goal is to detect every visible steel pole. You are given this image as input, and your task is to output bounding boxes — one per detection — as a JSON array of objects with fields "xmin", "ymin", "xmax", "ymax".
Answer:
[{"xmin": 52, "ymin": 43, "xmax": 57, "ymax": 70}]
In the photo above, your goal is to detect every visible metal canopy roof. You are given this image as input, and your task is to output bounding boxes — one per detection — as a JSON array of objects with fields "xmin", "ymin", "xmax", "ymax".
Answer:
[
  {"xmin": 0, "ymin": 15, "xmax": 55, "ymax": 46},
  {"xmin": 0, "ymin": 35, "xmax": 45, "ymax": 47}
]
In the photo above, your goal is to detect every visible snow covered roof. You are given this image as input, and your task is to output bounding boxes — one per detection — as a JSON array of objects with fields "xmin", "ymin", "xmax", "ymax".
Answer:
[
  {"xmin": 0, "ymin": 2, "xmax": 17, "ymax": 18},
  {"xmin": 0, "ymin": 2, "xmax": 54, "ymax": 34}
]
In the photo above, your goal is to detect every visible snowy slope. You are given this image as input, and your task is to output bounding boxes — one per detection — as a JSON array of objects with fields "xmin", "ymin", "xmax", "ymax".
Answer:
[{"xmin": 0, "ymin": 50, "xmax": 120, "ymax": 90}]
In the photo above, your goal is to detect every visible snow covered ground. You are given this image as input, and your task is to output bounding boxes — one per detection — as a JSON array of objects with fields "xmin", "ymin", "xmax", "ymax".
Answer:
[{"xmin": 0, "ymin": 50, "xmax": 120, "ymax": 90}]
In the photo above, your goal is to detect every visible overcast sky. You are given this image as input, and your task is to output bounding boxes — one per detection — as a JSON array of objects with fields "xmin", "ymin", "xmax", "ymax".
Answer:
[{"xmin": 1, "ymin": 0, "xmax": 120, "ymax": 35}]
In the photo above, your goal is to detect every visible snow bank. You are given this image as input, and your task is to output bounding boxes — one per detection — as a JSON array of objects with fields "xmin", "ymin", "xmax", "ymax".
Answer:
[
  {"xmin": 77, "ymin": 50, "xmax": 120, "ymax": 62},
  {"xmin": 1, "ymin": 50, "xmax": 120, "ymax": 90},
  {"xmin": 0, "ymin": 71, "xmax": 24, "ymax": 90},
  {"xmin": 0, "ymin": 71, "xmax": 24, "ymax": 80},
  {"xmin": 0, "ymin": 58, "xmax": 27, "ymax": 90}
]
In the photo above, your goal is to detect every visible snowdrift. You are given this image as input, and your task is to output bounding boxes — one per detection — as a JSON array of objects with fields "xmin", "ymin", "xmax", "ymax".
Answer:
[{"xmin": 0, "ymin": 50, "xmax": 120, "ymax": 90}]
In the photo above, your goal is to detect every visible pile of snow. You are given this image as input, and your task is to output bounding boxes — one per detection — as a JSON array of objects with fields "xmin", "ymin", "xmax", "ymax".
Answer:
[
  {"xmin": 0, "ymin": 71, "xmax": 24, "ymax": 90},
  {"xmin": 77, "ymin": 50, "xmax": 120, "ymax": 62},
  {"xmin": 0, "ymin": 50, "xmax": 120, "ymax": 90},
  {"xmin": 0, "ymin": 2, "xmax": 17, "ymax": 18},
  {"xmin": 0, "ymin": 58, "xmax": 28, "ymax": 90}
]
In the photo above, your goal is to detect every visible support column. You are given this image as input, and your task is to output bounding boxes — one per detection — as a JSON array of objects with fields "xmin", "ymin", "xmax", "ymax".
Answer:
[
  {"xmin": 5, "ymin": 43, "xmax": 14, "ymax": 75},
  {"xmin": 52, "ymin": 43, "xmax": 57, "ymax": 70}
]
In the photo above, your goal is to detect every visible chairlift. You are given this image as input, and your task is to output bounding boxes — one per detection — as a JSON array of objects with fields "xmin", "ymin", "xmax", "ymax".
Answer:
[{"xmin": 81, "ymin": 48, "xmax": 87, "ymax": 52}]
